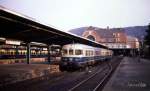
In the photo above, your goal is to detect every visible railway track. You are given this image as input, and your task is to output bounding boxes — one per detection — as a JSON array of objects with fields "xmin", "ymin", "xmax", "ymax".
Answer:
[
  {"xmin": 68, "ymin": 58, "xmax": 121, "ymax": 91},
  {"xmin": 0, "ymin": 57, "xmax": 122, "ymax": 91},
  {"xmin": 0, "ymin": 62, "xmax": 107, "ymax": 91}
]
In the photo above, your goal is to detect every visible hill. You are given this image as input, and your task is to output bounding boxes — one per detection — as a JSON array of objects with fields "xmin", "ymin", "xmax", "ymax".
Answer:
[{"xmin": 69, "ymin": 26, "xmax": 148, "ymax": 40}]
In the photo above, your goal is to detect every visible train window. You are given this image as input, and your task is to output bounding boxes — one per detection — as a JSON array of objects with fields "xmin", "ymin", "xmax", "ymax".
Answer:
[
  {"xmin": 75, "ymin": 50, "xmax": 82, "ymax": 55},
  {"xmin": 1, "ymin": 49, "xmax": 5, "ymax": 55},
  {"xmin": 106, "ymin": 52, "xmax": 109, "ymax": 55},
  {"xmin": 91, "ymin": 51, "xmax": 93, "ymax": 56},
  {"xmin": 95, "ymin": 51, "xmax": 100, "ymax": 55},
  {"xmin": 89, "ymin": 51, "xmax": 92, "ymax": 56},
  {"xmin": 86, "ymin": 50, "xmax": 90, "ymax": 56},
  {"xmin": 86, "ymin": 50, "xmax": 93, "ymax": 56},
  {"xmin": 62, "ymin": 49, "xmax": 67, "ymax": 55},
  {"xmin": 0, "ymin": 50, "xmax": 4, "ymax": 55},
  {"xmin": 86, "ymin": 51, "xmax": 88, "ymax": 56},
  {"xmin": 69, "ymin": 49, "xmax": 74, "ymax": 55},
  {"xmin": 20, "ymin": 51, "xmax": 23, "ymax": 55},
  {"xmin": 10, "ymin": 51, "xmax": 14, "ymax": 55}
]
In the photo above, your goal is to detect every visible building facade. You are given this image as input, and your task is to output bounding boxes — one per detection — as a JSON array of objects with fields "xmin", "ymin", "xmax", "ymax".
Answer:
[
  {"xmin": 126, "ymin": 36, "xmax": 140, "ymax": 49},
  {"xmin": 82, "ymin": 26, "xmax": 140, "ymax": 55},
  {"xmin": 82, "ymin": 26, "xmax": 129, "ymax": 49}
]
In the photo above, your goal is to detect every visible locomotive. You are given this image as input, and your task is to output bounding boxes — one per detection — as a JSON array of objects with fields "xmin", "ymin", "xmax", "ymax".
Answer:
[{"xmin": 59, "ymin": 43, "xmax": 113, "ymax": 70}]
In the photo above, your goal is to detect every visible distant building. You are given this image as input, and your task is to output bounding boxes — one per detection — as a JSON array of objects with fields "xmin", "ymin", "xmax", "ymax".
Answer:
[
  {"xmin": 82, "ymin": 26, "xmax": 128, "ymax": 49},
  {"xmin": 126, "ymin": 36, "xmax": 140, "ymax": 49},
  {"xmin": 82, "ymin": 26, "xmax": 141, "ymax": 55}
]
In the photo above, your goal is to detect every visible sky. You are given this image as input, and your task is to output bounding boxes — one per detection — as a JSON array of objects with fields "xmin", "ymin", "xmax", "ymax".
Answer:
[{"xmin": 0, "ymin": 0, "xmax": 150, "ymax": 31}]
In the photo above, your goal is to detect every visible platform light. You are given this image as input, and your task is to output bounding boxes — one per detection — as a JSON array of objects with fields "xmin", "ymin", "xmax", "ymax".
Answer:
[{"xmin": 5, "ymin": 40, "xmax": 21, "ymax": 45}]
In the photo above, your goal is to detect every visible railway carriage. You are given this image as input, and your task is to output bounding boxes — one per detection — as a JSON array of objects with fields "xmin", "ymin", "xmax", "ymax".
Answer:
[{"xmin": 59, "ymin": 43, "xmax": 113, "ymax": 70}]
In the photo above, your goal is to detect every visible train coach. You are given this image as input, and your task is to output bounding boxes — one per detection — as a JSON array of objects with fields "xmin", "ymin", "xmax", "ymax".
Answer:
[{"xmin": 59, "ymin": 43, "xmax": 113, "ymax": 70}]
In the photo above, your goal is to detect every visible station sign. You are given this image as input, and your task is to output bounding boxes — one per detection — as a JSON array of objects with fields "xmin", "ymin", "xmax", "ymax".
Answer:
[{"xmin": 5, "ymin": 40, "xmax": 21, "ymax": 45}]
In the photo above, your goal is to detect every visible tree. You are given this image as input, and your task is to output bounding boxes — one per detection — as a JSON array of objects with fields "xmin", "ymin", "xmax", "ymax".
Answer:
[{"xmin": 144, "ymin": 24, "xmax": 150, "ymax": 57}]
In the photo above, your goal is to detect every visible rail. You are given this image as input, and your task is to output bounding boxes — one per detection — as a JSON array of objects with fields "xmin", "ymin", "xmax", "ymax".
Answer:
[
  {"xmin": 93, "ymin": 63, "xmax": 112, "ymax": 91},
  {"xmin": 68, "ymin": 59, "xmax": 121, "ymax": 91},
  {"xmin": 68, "ymin": 64, "xmax": 111, "ymax": 91}
]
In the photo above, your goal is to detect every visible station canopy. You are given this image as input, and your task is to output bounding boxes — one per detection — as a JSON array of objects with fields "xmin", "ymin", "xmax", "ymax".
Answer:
[{"xmin": 0, "ymin": 7, "xmax": 108, "ymax": 49}]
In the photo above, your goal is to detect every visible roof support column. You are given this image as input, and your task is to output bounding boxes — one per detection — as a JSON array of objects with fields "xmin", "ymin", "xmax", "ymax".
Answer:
[
  {"xmin": 48, "ymin": 45, "xmax": 51, "ymax": 63},
  {"xmin": 15, "ymin": 45, "xmax": 19, "ymax": 58},
  {"xmin": 40, "ymin": 47, "xmax": 42, "ymax": 56},
  {"xmin": 27, "ymin": 43, "xmax": 31, "ymax": 64}
]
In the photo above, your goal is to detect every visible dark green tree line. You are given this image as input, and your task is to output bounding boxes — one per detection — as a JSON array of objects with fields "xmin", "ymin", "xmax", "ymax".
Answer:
[{"xmin": 144, "ymin": 24, "xmax": 150, "ymax": 57}]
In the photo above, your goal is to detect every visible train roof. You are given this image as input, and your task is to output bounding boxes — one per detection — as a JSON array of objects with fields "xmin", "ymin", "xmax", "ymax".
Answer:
[{"xmin": 62, "ymin": 43, "xmax": 100, "ymax": 50}]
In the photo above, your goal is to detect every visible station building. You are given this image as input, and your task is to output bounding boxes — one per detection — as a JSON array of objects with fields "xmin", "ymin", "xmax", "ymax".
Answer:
[
  {"xmin": 126, "ymin": 36, "xmax": 139, "ymax": 49},
  {"xmin": 82, "ymin": 26, "xmax": 140, "ymax": 55}
]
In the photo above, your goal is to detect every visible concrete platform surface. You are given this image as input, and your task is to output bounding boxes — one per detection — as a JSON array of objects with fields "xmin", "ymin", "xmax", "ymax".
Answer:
[
  {"xmin": 103, "ymin": 57, "xmax": 150, "ymax": 91},
  {"xmin": 0, "ymin": 63, "xmax": 60, "ymax": 86}
]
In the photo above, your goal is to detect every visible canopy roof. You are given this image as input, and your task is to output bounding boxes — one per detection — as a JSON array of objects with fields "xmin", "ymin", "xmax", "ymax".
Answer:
[{"xmin": 0, "ymin": 7, "xmax": 108, "ymax": 49}]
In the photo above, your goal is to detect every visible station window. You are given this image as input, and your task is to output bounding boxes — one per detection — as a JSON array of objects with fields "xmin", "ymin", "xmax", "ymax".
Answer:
[
  {"xmin": 69, "ymin": 49, "xmax": 74, "ymax": 55},
  {"xmin": 62, "ymin": 49, "xmax": 67, "ymax": 55},
  {"xmin": 75, "ymin": 50, "xmax": 82, "ymax": 55},
  {"xmin": 117, "ymin": 33, "xmax": 120, "ymax": 37}
]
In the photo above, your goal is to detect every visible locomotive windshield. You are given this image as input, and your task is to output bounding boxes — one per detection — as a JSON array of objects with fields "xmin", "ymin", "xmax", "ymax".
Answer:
[{"xmin": 62, "ymin": 49, "xmax": 67, "ymax": 55}]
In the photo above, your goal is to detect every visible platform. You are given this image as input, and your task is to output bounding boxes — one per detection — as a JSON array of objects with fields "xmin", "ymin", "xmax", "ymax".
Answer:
[
  {"xmin": 103, "ymin": 57, "xmax": 150, "ymax": 91},
  {"xmin": 0, "ymin": 63, "xmax": 60, "ymax": 86}
]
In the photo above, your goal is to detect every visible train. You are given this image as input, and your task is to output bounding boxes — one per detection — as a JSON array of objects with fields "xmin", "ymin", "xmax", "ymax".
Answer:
[
  {"xmin": 59, "ymin": 43, "xmax": 113, "ymax": 70},
  {"xmin": 0, "ymin": 43, "xmax": 113, "ymax": 66},
  {"xmin": 0, "ymin": 45, "xmax": 48, "ymax": 59},
  {"xmin": 0, "ymin": 44, "xmax": 61, "ymax": 64}
]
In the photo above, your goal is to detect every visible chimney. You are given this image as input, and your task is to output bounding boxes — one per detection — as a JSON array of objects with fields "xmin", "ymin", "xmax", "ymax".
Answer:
[{"xmin": 106, "ymin": 26, "xmax": 109, "ymax": 30}]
